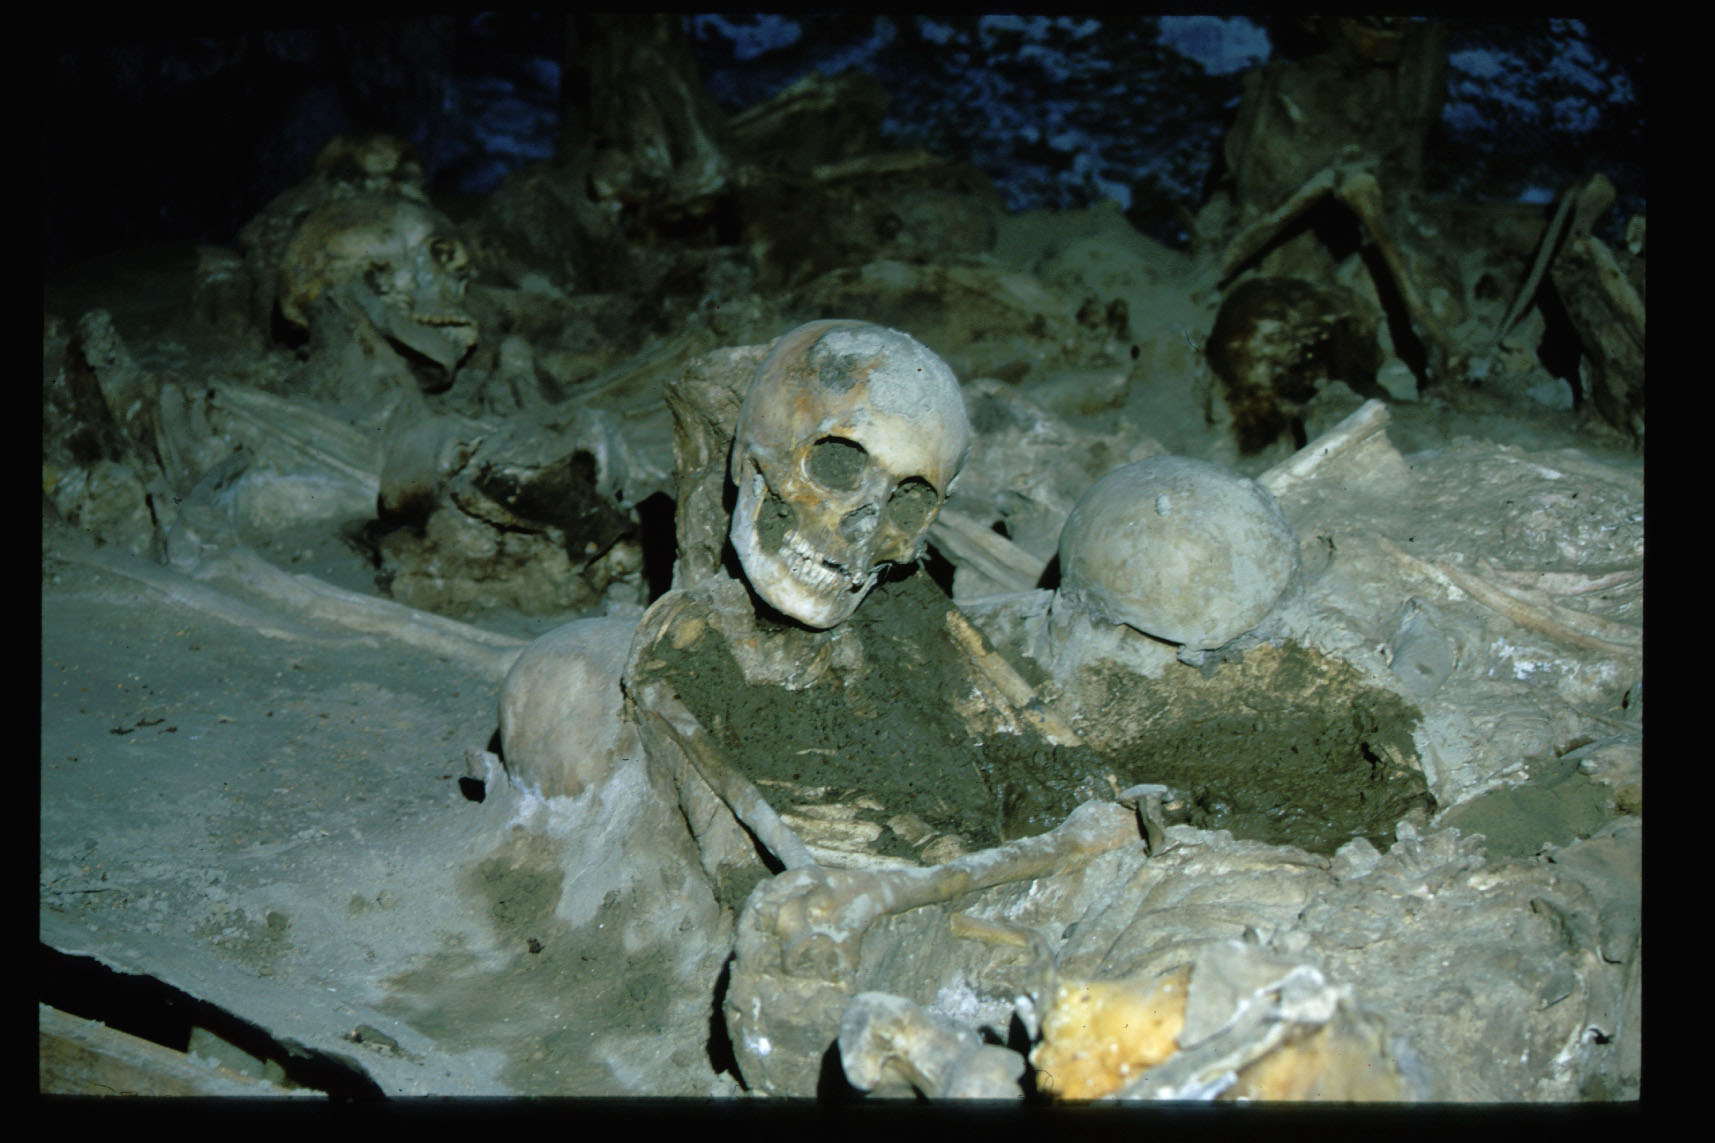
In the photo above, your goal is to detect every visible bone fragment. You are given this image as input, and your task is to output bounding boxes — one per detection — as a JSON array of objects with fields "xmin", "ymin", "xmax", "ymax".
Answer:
[
  {"xmin": 1219, "ymin": 162, "xmax": 1345, "ymax": 280},
  {"xmin": 1496, "ymin": 173, "xmax": 1621, "ymax": 351},
  {"xmin": 838, "ymin": 991, "xmax": 1025, "ymax": 1099},
  {"xmin": 53, "ymin": 536, "xmax": 330, "ymax": 645},
  {"xmin": 1482, "ymin": 566, "xmax": 1641, "ymax": 598},
  {"xmin": 1334, "ymin": 171, "xmax": 1460, "ymax": 375},
  {"xmin": 1375, "ymin": 536, "xmax": 1641, "ymax": 662},
  {"xmin": 210, "ymin": 384, "xmax": 385, "ymax": 494},
  {"xmin": 1473, "ymin": 559, "xmax": 1642, "ymax": 645},
  {"xmin": 929, "ymin": 508, "xmax": 1049, "ymax": 592},
  {"xmin": 760, "ymin": 800, "xmax": 1139, "ymax": 979},
  {"xmin": 179, "ymin": 544, "xmax": 525, "ymax": 677},
  {"xmin": 943, "ymin": 607, "xmax": 1083, "ymax": 746},
  {"xmin": 1256, "ymin": 398, "xmax": 1392, "ymax": 501}
]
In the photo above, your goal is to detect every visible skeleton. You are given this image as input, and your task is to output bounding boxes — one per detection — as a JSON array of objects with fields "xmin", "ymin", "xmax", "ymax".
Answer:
[
  {"xmin": 1205, "ymin": 18, "xmax": 1465, "ymax": 385},
  {"xmin": 44, "ymin": 31, "xmax": 1644, "ymax": 1099},
  {"xmin": 45, "ymin": 307, "xmax": 1640, "ymax": 1099},
  {"xmin": 1213, "ymin": 158, "xmax": 1463, "ymax": 384},
  {"xmin": 220, "ymin": 132, "xmax": 431, "ymax": 335}
]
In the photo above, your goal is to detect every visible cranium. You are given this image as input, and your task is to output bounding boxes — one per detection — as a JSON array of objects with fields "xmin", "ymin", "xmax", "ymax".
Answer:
[
  {"xmin": 728, "ymin": 320, "xmax": 971, "ymax": 628},
  {"xmin": 1056, "ymin": 456, "xmax": 1300, "ymax": 651},
  {"xmin": 277, "ymin": 195, "xmax": 479, "ymax": 379},
  {"xmin": 309, "ymin": 131, "xmax": 428, "ymax": 200}
]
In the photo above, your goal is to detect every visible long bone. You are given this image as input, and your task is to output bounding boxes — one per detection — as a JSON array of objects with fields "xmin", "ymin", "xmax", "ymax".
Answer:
[
  {"xmin": 635, "ymin": 683, "xmax": 820, "ymax": 872},
  {"xmin": 1374, "ymin": 535, "xmax": 1641, "ymax": 665},
  {"xmin": 1218, "ymin": 158, "xmax": 1460, "ymax": 381}
]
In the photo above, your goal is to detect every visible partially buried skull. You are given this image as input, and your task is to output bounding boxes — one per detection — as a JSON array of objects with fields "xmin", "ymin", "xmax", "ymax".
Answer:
[
  {"xmin": 277, "ymin": 195, "xmax": 479, "ymax": 383},
  {"xmin": 729, "ymin": 320, "xmax": 971, "ymax": 628}
]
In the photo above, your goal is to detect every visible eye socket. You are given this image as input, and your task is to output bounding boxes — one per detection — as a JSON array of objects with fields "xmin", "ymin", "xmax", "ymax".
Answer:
[
  {"xmin": 805, "ymin": 436, "xmax": 868, "ymax": 492},
  {"xmin": 430, "ymin": 236, "xmax": 467, "ymax": 272},
  {"xmin": 883, "ymin": 478, "xmax": 939, "ymax": 534}
]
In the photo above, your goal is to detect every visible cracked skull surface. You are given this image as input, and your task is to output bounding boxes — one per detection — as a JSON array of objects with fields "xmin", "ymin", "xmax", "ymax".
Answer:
[
  {"xmin": 729, "ymin": 320, "xmax": 971, "ymax": 628},
  {"xmin": 276, "ymin": 194, "xmax": 479, "ymax": 378}
]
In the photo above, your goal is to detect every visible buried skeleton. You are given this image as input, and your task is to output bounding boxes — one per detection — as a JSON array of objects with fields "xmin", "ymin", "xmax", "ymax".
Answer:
[{"xmin": 43, "ymin": 23, "xmax": 1640, "ymax": 1094}]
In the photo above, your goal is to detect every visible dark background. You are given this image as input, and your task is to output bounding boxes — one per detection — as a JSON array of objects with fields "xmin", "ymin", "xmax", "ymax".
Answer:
[{"xmin": 43, "ymin": 13, "xmax": 1645, "ymax": 273}]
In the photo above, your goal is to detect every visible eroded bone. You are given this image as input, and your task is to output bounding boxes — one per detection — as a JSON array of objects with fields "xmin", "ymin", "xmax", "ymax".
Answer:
[
  {"xmin": 726, "ymin": 800, "xmax": 1140, "ymax": 1095},
  {"xmin": 1255, "ymin": 397, "xmax": 1395, "ymax": 503},
  {"xmin": 952, "ymin": 914, "xmax": 1413, "ymax": 1101},
  {"xmin": 943, "ymin": 607, "xmax": 1082, "ymax": 747},
  {"xmin": 499, "ymin": 617, "xmax": 640, "ymax": 798},
  {"xmin": 837, "ymin": 992, "xmax": 1025, "ymax": 1099},
  {"xmin": 1375, "ymin": 535, "xmax": 1641, "ymax": 663},
  {"xmin": 928, "ymin": 506, "xmax": 1049, "ymax": 594},
  {"xmin": 737, "ymin": 800, "xmax": 1138, "ymax": 981},
  {"xmin": 1110, "ymin": 941, "xmax": 1414, "ymax": 1101}
]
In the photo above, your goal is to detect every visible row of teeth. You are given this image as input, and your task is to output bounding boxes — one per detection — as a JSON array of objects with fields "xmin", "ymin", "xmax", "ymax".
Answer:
[{"xmin": 780, "ymin": 531, "xmax": 870, "ymax": 594}]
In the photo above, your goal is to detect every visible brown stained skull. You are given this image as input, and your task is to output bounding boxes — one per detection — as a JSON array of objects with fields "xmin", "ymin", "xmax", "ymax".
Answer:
[
  {"xmin": 276, "ymin": 195, "xmax": 479, "ymax": 379},
  {"xmin": 309, "ymin": 131, "xmax": 428, "ymax": 199},
  {"xmin": 729, "ymin": 320, "xmax": 971, "ymax": 628}
]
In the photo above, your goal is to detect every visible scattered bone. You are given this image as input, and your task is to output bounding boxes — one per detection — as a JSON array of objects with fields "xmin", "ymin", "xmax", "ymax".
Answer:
[
  {"xmin": 1375, "ymin": 535, "xmax": 1641, "ymax": 662},
  {"xmin": 838, "ymin": 991, "xmax": 1025, "ymax": 1099},
  {"xmin": 209, "ymin": 383, "xmax": 386, "ymax": 496},
  {"xmin": 1481, "ymin": 566, "xmax": 1641, "ymax": 598},
  {"xmin": 928, "ymin": 507, "xmax": 1049, "ymax": 594},
  {"xmin": 942, "ymin": 607, "xmax": 1082, "ymax": 746},
  {"xmin": 1255, "ymin": 397, "xmax": 1395, "ymax": 503}
]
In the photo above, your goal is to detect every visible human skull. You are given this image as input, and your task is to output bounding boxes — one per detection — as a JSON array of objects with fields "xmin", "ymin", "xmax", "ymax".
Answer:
[
  {"xmin": 309, "ymin": 131, "xmax": 428, "ymax": 200},
  {"xmin": 277, "ymin": 195, "xmax": 479, "ymax": 379},
  {"xmin": 729, "ymin": 320, "xmax": 971, "ymax": 628},
  {"xmin": 1057, "ymin": 456, "xmax": 1300, "ymax": 650}
]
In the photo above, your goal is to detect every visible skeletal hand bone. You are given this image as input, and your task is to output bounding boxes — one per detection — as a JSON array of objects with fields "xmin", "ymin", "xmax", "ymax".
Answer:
[
  {"xmin": 838, "ymin": 992, "xmax": 1025, "ymax": 1099},
  {"xmin": 728, "ymin": 320, "xmax": 971, "ymax": 628},
  {"xmin": 744, "ymin": 800, "xmax": 1139, "ymax": 981}
]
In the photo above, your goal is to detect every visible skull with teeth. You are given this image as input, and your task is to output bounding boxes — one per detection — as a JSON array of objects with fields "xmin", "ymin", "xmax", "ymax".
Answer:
[
  {"xmin": 277, "ymin": 195, "xmax": 479, "ymax": 382},
  {"xmin": 728, "ymin": 320, "xmax": 971, "ymax": 628}
]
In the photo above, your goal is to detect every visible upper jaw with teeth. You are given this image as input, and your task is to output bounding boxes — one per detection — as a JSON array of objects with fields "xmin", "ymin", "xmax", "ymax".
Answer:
[{"xmin": 780, "ymin": 530, "xmax": 873, "ymax": 596}]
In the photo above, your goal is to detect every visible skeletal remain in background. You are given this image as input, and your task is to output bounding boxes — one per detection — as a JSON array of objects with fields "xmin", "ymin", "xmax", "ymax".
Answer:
[{"xmin": 276, "ymin": 195, "xmax": 480, "ymax": 387}]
